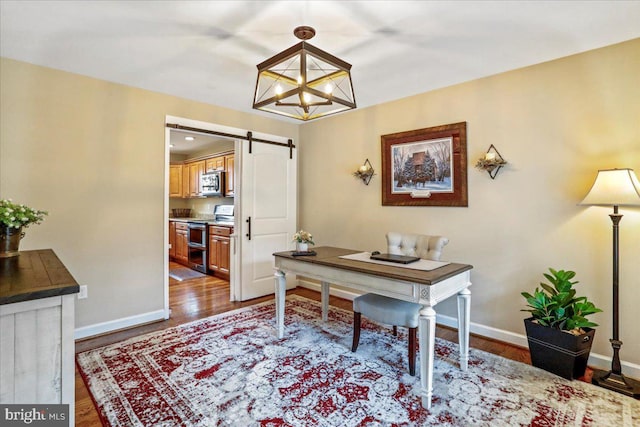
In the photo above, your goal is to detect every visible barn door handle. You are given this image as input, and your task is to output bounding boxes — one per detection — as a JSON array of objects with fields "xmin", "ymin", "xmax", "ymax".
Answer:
[{"xmin": 246, "ymin": 217, "xmax": 251, "ymax": 240}]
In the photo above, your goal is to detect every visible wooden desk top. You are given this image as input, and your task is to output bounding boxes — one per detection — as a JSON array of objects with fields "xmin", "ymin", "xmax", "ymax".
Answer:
[
  {"xmin": 274, "ymin": 246, "xmax": 473, "ymax": 286},
  {"xmin": 0, "ymin": 249, "xmax": 80, "ymax": 305}
]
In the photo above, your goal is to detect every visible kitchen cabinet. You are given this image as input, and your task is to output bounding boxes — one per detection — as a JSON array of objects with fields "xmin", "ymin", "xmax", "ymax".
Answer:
[
  {"xmin": 187, "ymin": 160, "xmax": 205, "ymax": 197},
  {"xmin": 169, "ymin": 164, "xmax": 183, "ymax": 198},
  {"xmin": 168, "ymin": 221, "xmax": 176, "ymax": 258},
  {"xmin": 182, "ymin": 163, "xmax": 189, "ymax": 198},
  {"xmin": 174, "ymin": 222, "xmax": 189, "ymax": 265},
  {"xmin": 224, "ymin": 154, "xmax": 235, "ymax": 197},
  {"xmin": 209, "ymin": 226, "xmax": 232, "ymax": 278},
  {"xmin": 205, "ymin": 156, "xmax": 225, "ymax": 172},
  {"xmin": 170, "ymin": 153, "xmax": 233, "ymax": 199}
]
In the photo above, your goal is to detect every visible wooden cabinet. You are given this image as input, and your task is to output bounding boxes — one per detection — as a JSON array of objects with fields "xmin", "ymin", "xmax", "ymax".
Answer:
[
  {"xmin": 170, "ymin": 160, "xmax": 201, "ymax": 199},
  {"xmin": 171, "ymin": 153, "xmax": 233, "ymax": 199},
  {"xmin": 205, "ymin": 156, "xmax": 225, "ymax": 172},
  {"xmin": 0, "ymin": 250, "xmax": 79, "ymax": 425},
  {"xmin": 168, "ymin": 221, "xmax": 176, "ymax": 258},
  {"xmin": 174, "ymin": 222, "xmax": 189, "ymax": 265},
  {"xmin": 182, "ymin": 163, "xmax": 189, "ymax": 198},
  {"xmin": 224, "ymin": 154, "xmax": 234, "ymax": 197},
  {"xmin": 169, "ymin": 164, "xmax": 183, "ymax": 198},
  {"xmin": 171, "ymin": 221, "xmax": 232, "ymax": 275},
  {"xmin": 209, "ymin": 226, "xmax": 232, "ymax": 278},
  {"xmin": 171, "ymin": 222, "xmax": 232, "ymax": 275},
  {"xmin": 187, "ymin": 160, "xmax": 205, "ymax": 197}
]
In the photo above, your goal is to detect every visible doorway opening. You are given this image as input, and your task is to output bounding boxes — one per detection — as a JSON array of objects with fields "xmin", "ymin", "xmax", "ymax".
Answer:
[
  {"xmin": 163, "ymin": 115, "xmax": 298, "ymax": 320},
  {"xmin": 166, "ymin": 125, "xmax": 237, "ymax": 316}
]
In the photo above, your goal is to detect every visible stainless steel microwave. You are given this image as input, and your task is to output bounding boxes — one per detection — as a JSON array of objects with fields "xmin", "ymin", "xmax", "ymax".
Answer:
[{"xmin": 201, "ymin": 171, "xmax": 225, "ymax": 197}]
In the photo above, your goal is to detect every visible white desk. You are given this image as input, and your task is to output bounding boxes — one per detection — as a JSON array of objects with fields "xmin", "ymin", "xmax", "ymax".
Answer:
[{"xmin": 273, "ymin": 246, "xmax": 473, "ymax": 409}]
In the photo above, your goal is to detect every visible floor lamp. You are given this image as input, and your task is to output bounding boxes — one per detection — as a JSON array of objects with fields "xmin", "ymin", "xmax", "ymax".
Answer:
[{"xmin": 580, "ymin": 168, "xmax": 640, "ymax": 398}]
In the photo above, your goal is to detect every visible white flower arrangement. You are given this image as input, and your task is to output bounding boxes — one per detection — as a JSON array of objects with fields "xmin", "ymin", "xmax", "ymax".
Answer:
[
  {"xmin": 292, "ymin": 229, "xmax": 314, "ymax": 245},
  {"xmin": 0, "ymin": 199, "xmax": 48, "ymax": 229}
]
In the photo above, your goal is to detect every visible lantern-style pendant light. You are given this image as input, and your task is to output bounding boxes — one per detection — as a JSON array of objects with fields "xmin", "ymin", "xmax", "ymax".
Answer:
[{"xmin": 253, "ymin": 26, "xmax": 356, "ymax": 121}]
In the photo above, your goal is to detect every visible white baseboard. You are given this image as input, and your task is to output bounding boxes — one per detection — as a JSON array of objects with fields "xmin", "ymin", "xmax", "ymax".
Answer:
[
  {"xmin": 297, "ymin": 279, "xmax": 640, "ymax": 380},
  {"xmin": 435, "ymin": 312, "xmax": 529, "ymax": 348},
  {"xmin": 74, "ymin": 309, "xmax": 167, "ymax": 340}
]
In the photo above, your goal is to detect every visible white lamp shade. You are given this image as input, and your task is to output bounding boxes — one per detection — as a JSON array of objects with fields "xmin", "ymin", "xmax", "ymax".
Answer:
[{"xmin": 580, "ymin": 168, "xmax": 640, "ymax": 206}]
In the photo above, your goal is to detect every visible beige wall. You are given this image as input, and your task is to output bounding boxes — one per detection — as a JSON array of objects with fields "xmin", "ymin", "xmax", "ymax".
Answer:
[
  {"xmin": 299, "ymin": 39, "xmax": 640, "ymax": 366},
  {"xmin": 0, "ymin": 57, "xmax": 298, "ymax": 328},
  {"xmin": 2, "ymin": 38, "xmax": 639, "ymax": 368}
]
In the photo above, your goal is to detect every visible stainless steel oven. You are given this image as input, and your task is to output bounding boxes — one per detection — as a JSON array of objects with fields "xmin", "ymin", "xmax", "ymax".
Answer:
[{"xmin": 187, "ymin": 222, "xmax": 208, "ymax": 273}]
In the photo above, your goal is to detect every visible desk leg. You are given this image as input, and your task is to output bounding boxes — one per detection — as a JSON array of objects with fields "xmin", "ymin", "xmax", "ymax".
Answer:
[
  {"xmin": 274, "ymin": 269, "xmax": 286, "ymax": 338},
  {"xmin": 418, "ymin": 305, "xmax": 436, "ymax": 409},
  {"xmin": 321, "ymin": 281, "xmax": 330, "ymax": 322},
  {"xmin": 457, "ymin": 287, "xmax": 471, "ymax": 371}
]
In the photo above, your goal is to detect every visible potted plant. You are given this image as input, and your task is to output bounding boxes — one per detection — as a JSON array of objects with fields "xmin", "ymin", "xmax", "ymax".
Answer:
[
  {"xmin": 292, "ymin": 229, "xmax": 314, "ymax": 253},
  {"xmin": 521, "ymin": 268, "xmax": 602, "ymax": 380},
  {"xmin": 0, "ymin": 199, "xmax": 48, "ymax": 258}
]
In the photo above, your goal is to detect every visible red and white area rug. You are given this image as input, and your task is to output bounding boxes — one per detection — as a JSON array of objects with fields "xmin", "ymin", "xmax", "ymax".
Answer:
[{"xmin": 77, "ymin": 295, "xmax": 639, "ymax": 426}]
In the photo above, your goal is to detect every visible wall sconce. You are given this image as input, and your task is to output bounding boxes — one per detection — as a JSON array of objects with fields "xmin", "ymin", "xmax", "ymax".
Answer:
[
  {"xmin": 353, "ymin": 159, "xmax": 375, "ymax": 185},
  {"xmin": 475, "ymin": 144, "xmax": 507, "ymax": 179}
]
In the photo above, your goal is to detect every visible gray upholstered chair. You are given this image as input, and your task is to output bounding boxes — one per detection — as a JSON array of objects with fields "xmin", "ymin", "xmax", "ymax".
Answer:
[{"xmin": 351, "ymin": 232, "xmax": 449, "ymax": 376}]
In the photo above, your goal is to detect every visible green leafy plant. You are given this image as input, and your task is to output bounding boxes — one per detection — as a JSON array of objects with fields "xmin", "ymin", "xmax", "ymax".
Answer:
[
  {"xmin": 0, "ymin": 199, "xmax": 48, "ymax": 229},
  {"xmin": 521, "ymin": 268, "xmax": 602, "ymax": 333}
]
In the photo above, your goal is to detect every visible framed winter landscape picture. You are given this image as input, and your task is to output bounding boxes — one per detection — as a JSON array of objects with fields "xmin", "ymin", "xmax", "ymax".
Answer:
[{"xmin": 381, "ymin": 122, "xmax": 468, "ymax": 206}]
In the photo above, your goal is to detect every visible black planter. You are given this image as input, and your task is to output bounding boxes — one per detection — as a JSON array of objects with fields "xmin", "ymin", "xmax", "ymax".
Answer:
[{"xmin": 524, "ymin": 317, "xmax": 595, "ymax": 380}]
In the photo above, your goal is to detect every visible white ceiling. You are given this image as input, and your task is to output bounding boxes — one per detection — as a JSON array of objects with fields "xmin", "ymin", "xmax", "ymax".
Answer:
[
  {"xmin": 1, "ymin": 1, "xmax": 640, "ymax": 124},
  {"xmin": 169, "ymin": 129, "xmax": 230, "ymax": 155}
]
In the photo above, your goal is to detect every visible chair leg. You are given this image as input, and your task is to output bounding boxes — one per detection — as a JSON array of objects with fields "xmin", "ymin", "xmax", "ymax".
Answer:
[
  {"xmin": 409, "ymin": 327, "xmax": 417, "ymax": 376},
  {"xmin": 352, "ymin": 311, "xmax": 361, "ymax": 352}
]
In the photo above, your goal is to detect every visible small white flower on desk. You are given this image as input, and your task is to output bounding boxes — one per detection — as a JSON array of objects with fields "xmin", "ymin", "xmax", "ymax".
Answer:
[{"xmin": 292, "ymin": 230, "xmax": 315, "ymax": 253}]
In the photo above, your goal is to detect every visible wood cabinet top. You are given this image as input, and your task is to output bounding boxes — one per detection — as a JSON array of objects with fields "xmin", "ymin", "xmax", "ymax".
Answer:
[{"xmin": 0, "ymin": 249, "xmax": 80, "ymax": 305}]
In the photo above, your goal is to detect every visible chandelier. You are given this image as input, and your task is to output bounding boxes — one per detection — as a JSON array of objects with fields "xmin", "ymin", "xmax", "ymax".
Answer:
[{"xmin": 253, "ymin": 26, "xmax": 356, "ymax": 121}]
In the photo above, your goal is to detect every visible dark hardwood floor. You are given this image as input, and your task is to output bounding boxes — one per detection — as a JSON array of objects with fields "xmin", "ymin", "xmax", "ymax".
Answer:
[{"xmin": 75, "ymin": 262, "xmax": 532, "ymax": 426}]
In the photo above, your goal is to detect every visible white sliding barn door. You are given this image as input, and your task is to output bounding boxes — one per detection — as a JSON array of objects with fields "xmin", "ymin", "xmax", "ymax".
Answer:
[{"xmin": 239, "ymin": 139, "xmax": 297, "ymax": 300}]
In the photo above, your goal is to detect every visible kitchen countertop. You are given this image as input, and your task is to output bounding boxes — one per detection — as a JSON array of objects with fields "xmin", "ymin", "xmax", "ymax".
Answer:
[
  {"xmin": 0, "ymin": 249, "xmax": 80, "ymax": 305},
  {"xmin": 169, "ymin": 217, "xmax": 234, "ymax": 226}
]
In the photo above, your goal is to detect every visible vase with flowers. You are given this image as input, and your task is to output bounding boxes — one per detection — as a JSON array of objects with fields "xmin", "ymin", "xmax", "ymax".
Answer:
[
  {"xmin": 292, "ymin": 229, "xmax": 314, "ymax": 253},
  {"xmin": 1, "ymin": 199, "xmax": 48, "ymax": 258}
]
